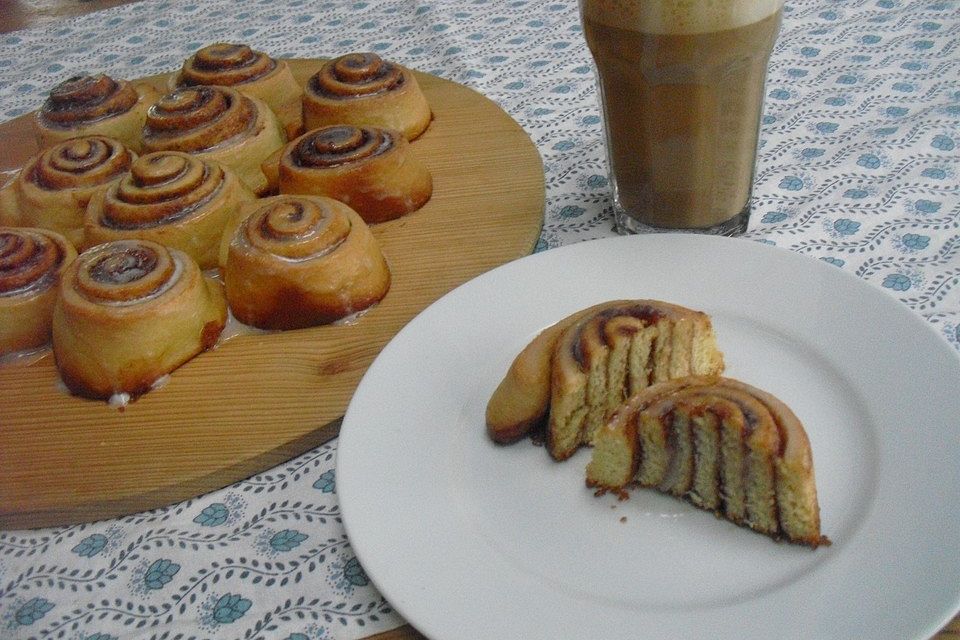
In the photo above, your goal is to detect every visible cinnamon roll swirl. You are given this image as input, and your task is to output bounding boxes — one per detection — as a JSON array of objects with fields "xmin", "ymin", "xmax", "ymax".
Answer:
[
  {"xmin": 84, "ymin": 151, "xmax": 256, "ymax": 269},
  {"xmin": 34, "ymin": 73, "xmax": 159, "ymax": 153},
  {"xmin": 587, "ymin": 376, "xmax": 829, "ymax": 548},
  {"xmin": 485, "ymin": 299, "xmax": 725, "ymax": 459},
  {"xmin": 172, "ymin": 43, "xmax": 304, "ymax": 138},
  {"xmin": 0, "ymin": 227, "xmax": 77, "ymax": 354},
  {"xmin": 276, "ymin": 125, "xmax": 432, "ymax": 223},
  {"xmin": 141, "ymin": 86, "xmax": 285, "ymax": 196},
  {"xmin": 52, "ymin": 239, "xmax": 227, "ymax": 399},
  {"xmin": 303, "ymin": 52, "xmax": 432, "ymax": 141},
  {"xmin": 4, "ymin": 136, "xmax": 135, "ymax": 247},
  {"xmin": 224, "ymin": 195, "xmax": 390, "ymax": 330}
]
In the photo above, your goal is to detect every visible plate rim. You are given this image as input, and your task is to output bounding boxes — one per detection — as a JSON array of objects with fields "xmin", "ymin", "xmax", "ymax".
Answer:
[{"xmin": 338, "ymin": 233, "xmax": 960, "ymax": 640}]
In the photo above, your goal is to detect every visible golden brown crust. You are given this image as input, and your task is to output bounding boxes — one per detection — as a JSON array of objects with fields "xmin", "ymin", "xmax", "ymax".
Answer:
[
  {"xmin": 141, "ymin": 86, "xmax": 286, "ymax": 196},
  {"xmin": 587, "ymin": 376, "xmax": 829, "ymax": 548},
  {"xmin": 277, "ymin": 125, "xmax": 432, "ymax": 223},
  {"xmin": 223, "ymin": 195, "xmax": 391, "ymax": 330},
  {"xmin": 172, "ymin": 43, "xmax": 304, "ymax": 139},
  {"xmin": 486, "ymin": 300, "xmax": 724, "ymax": 459},
  {"xmin": 84, "ymin": 151, "xmax": 257, "ymax": 269},
  {"xmin": 0, "ymin": 227, "xmax": 77, "ymax": 354},
  {"xmin": 4, "ymin": 136, "xmax": 136, "ymax": 247},
  {"xmin": 303, "ymin": 52, "xmax": 432, "ymax": 141},
  {"xmin": 52, "ymin": 239, "xmax": 227, "ymax": 399},
  {"xmin": 34, "ymin": 74, "xmax": 159, "ymax": 153}
]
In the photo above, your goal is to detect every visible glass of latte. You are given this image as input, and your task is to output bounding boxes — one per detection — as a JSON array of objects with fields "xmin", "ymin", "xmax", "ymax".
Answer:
[{"xmin": 580, "ymin": 0, "xmax": 785, "ymax": 235}]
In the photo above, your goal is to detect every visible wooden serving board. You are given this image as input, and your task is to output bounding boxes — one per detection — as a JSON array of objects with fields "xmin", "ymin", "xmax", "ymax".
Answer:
[{"xmin": 0, "ymin": 59, "xmax": 544, "ymax": 529}]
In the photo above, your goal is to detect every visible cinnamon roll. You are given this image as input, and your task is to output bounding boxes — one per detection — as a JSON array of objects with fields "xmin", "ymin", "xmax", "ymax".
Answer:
[
  {"xmin": 485, "ymin": 300, "xmax": 725, "ymax": 460},
  {"xmin": 52, "ymin": 239, "xmax": 227, "ymax": 399},
  {"xmin": 224, "ymin": 195, "xmax": 390, "ymax": 330},
  {"xmin": 3, "ymin": 136, "xmax": 135, "ymax": 247},
  {"xmin": 141, "ymin": 86, "xmax": 285, "ymax": 196},
  {"xmin": 84, "ymin": 151, "xmax": 256, "ymax": 269},
  {"xmin": 34, "ymin": 73, "xmax": 159, "ymax": 153},
  {"xmin": 277, "ymin": 125, "xmax": 432, "ymax": 223},
  {"xmin": 587, "ymin": 376, "xmax": 829, "ymax": 548},
  {"xmin": 303, "ymin": 52, "xmax": 432, "ymax": 141},
  {"xmin": 0, "ymin": 227, "xmax": 77, "ymax": 354},
  {"xmin": 172, "ymin": 43, "xmax": 304, "ymax": 139}
]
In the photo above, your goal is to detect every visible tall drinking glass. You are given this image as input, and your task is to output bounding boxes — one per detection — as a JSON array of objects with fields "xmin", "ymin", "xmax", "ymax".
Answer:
[{"xmin": 580, "ymin": 0, "xmax": 785, "ymax": 235}]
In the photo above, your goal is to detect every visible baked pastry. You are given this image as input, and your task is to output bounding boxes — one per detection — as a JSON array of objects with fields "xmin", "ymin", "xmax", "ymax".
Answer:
[
  {"xmin": 587, "ymin": 375, "xmax": 829, "ymax": 548},
  {"xmin": 52, "ymin": 239, "xmax": 227, "ymax": 399},
  {"xmin": 2, "ymin": 136, "xmax": 135, "ymax": 247},
  {"xmin": 33, "ymin": 73, "xmax": 159, "ymax": 153},
  {"xmin": 486, "ymin": 300, "xmax": 725, "ymax": 460},
  {"xmin": 276, "ymin": 125, "xmax": 432, "ymax": 223},
  {"xmin": 303, "ymin": 52, "xmax": 432, "ymax": 140},
  {"xmin": 84, "ymin": 151, "xmax": 256, "ymax": 269},
  {"xmin": 224, "ymin": 195, "xmax": 390, "ymax": 330},
  {"xmin": 171, "ymin": 42, "xmax": 304, "ymax": 139},
  {"xmin": 0, "ymin": 227, "xmax": 77, "ymax": 354},
  {"xmin": 141, "ymin": 85, "xmax": 285, "ymax": 196}
]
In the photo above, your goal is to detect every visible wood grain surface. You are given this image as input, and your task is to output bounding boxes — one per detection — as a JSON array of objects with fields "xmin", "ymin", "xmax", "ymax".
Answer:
[{"xmin": 0, "ymin": 59, "xmax": 545, "ymax": 530}]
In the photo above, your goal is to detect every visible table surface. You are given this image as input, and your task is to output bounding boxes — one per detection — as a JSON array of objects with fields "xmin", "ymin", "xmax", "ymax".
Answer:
[{"xmin": 0, "ymin": 1, "xmax": 958, "ymax": 639}]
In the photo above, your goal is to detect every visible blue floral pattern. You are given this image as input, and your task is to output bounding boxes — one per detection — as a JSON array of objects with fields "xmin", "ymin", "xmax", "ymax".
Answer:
[{"xmin": 0, "ymin": 0, "xmax": 958, "ymax": 638}]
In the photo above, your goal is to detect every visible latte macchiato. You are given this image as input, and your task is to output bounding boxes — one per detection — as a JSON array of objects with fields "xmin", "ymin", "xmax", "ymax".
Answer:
[{"xmin": 581, "ymin": 0, "xmax": 784, "ymax": 233}]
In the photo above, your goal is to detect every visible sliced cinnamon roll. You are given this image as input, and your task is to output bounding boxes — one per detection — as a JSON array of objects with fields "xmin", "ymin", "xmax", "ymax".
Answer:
[
  {"xmin": 276, "ymin": 124, "xmax": 432, "ymax": 223},
  {"xmin": 52, "ymin": 239, "xmax": 227, "ymax": 399},
  {"xmin": 224, "ymin": 195, "xmax": 391, "ymax": 330},
  {"xmin": 84, "ymin": 151, "xmax": 256, "ymax": 269},
  {"xmin": 141, "ymin": 85, "xmax": 285, "ymax": 196},
  {"xmin": 0, "ymin": 227, "xmax": 77, "ymax": 354},
  {"xmin": 33, "ymin": 73, "xmax": 159, "ymax": 152},
  {"xmin": 172, "ymin": 43, "xmax": 303, "ymax": 138},
  {"xmin": 486, "ymin": 300, "xmax": 725, "ymax": 460},
  {"xmin": 3, "ymin": 136, "xmax": 135, "ymax": 247},
  {"xmin": 304, "ymin": 52, "xmax": 432, "ymax": 141},
  {"xmin": 587, "ymin": 376, "xmax": 829, "ymax": 548}
]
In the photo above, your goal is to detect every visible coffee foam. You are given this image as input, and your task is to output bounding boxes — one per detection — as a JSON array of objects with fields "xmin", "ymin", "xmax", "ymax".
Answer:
[{"xmin": 580, "ymin": 0, "xmax": 784, "ymax": 35}]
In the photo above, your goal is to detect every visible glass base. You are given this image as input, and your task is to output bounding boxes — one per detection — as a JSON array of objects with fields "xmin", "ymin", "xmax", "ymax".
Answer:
[{"xmin": 613, "ymin": 204, "xmax": 750, "ymax": 237}]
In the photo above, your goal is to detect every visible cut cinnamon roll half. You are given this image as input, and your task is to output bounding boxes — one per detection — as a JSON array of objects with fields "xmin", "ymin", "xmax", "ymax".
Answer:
[
  {"xmin": 141, "ymin": 85, "xmax": 285, "ymax": 196},
  {"xmin": 33, "ymin": 73, "xmax": 159, "ymax": 153},
  {"xmin": 84, "ymin": 151, "xmax": 256, "ymax": 269},
  {"xmin": 275, "ymin": 124, "xmax": 432, "ymax": 223},
  {"xmin": 52, "ymin": 239, "xmax": 227, "ymax": 399},
  {"xmin": 486, "ymin": 300, "xmax": 725, "ymax": 460},
  {"xmin": 0, "ymin": 227, "xmax": 77, "ymax": 355},
  {"xmin": 587, "ymin": 376, "xmax": 829, "ymax": 548},
  {"xmin": 172, "ymin": 43, "xmax": 304, "ymax": 139},
  {"xmin": 224, "ymin": 195, "xmax": 391, "ymax": 330},
  {"xmin": 304, "ymin": 52, "xmax": 432, "ymax": 141},
  {"xmin": 3, "ymin": 135, "xmax": 135, "ymax": 247}
]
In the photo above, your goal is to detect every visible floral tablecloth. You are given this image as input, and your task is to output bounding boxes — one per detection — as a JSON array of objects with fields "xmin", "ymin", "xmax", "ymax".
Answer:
[{"xmin": 1, "ymin": 0, "xmax": 958, "ymax": 638}]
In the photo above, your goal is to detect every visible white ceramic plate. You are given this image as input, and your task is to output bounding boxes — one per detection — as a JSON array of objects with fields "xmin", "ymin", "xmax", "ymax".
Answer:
[{"xmin": 337, "ymin": 234, "xmax": 960, "ymax": 640}]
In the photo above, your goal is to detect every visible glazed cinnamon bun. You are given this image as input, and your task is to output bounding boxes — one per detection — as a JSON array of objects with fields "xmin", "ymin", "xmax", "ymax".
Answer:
[
  {"xmin": 172, "ymin": 43, "xmax": 304, "ymax": 138},
  {"xmin": 34, "ymin": 73, "xmax": 159, "ymax": 153},
  {"xmin": 141, "ymin": 86, "xmax": 285, "ymax": 196},
  {"xmin": 587, "ymin": 376, "xmax": 829, "ymax": 548},
  {"xmin": 276, "ymin": 125, "xmax": 432, "ymax": 223},
  {"xmin": 224, "ymin": 195, "xmax": 390, "ymax": 330},
  {"xmin": 0, "ymin": 227, "xmax": 77, "ymax": 355},
  {"xmin": 84, "ymin": 151, "xmax": 256, "ymax": 269},
  {"xmin": 303, "ymin": 52, "xmax": 432, "ymax": 141},
  {"xmin": 3, "ymin": 136, "xmax": 135, "ymax": 247},
  {"xmin": 52, "ymin": 239, "xmax": 227, "ymax": 399},
  {"xmin": 485, "ymin": 300, "xmax": 725, "ymax": 459}
]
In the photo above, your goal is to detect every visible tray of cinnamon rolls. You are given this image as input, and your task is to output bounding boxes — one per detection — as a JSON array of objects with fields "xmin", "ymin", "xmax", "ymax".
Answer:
[{"xmin": 0, "ymin": 44, "xmax": 544, "ymax": 528}]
